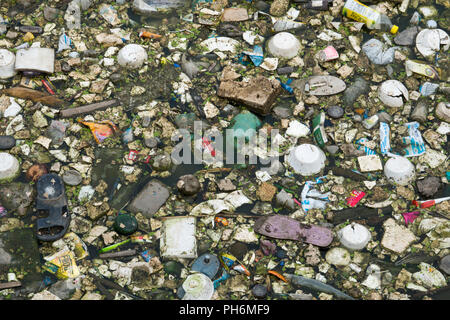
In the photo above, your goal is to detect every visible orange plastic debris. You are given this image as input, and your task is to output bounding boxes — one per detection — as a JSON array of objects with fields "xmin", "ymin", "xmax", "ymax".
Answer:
[
  {"xmin": 268, "ymin": 270, "xmax": 288, "ymax": 283},
  {"xmin": 139, "ymin": 31, "xmax": 162, "ymax": 40},
  {"xmin": 78, "ymin": 119, "xmax": 119, "ymax": 144},
  {"xmin": 214, "ymin": 216, "xmax": 229, "ymax": 227}
]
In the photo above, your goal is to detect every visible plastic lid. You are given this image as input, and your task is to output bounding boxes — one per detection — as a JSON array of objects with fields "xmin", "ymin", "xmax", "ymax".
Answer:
[{"xmin": 390, "ymin": 25, "xmax": 398, "ymax": 34}]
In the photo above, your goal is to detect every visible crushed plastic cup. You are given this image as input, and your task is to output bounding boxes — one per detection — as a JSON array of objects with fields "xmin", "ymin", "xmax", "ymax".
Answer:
[
  {"xmin": 267, "ymin": 32, "xmax": 301, "ymax": 59},
  {"xmin": 0, "ymin": 49, "xmax": 16, "ymax": 79},
  {"xmin": 384, "ymin": 155, "xmax": 416, "ymax": 186},
  {"xmin": 200, "ymin": 37, "xmax": 240, "ymax": 53},
  {"xmin": 14, "ymin": 48, "xmax": 55, "ymax": 74},
  {"xmin": 287, "ymin": 144, "xmax": 326, "ymax": 176},
  {"xmin": 182, "ymin": 273, "xmax": 214, "ymax": 300},
  {"xmin": 378, "ymin": 80, "xmax": 409, "ymax": 108},
  {"xmin": 318, "ymin": 46, "xmax": 339, "ymax": 62},
  {"xmin": 415, "ymin": 29, "xmax": 449, "ymax": 58},
  {"xmin": 117, "ymin": 44, "xmax": 148, "ymax": 69}
]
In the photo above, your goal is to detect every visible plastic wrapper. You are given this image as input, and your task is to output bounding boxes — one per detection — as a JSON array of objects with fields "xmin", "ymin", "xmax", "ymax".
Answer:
[
  {"xmin": 402, "ymin": 122, "xmax": 426, "ymax": 157},
  {"xmin": 240, "ymin": 45, "xmax": 264, "ymax": 67},
  {"xmin": 141, "ymin": 250, "xmax": 153, "ymax": 262},
  {"xmin": 402, "ymin": 211, "xmax": 420, "ymax": 226},
  {"xmin": 419, "ymin": 82, "xmax": 439, "ymax": 96},
  {"xmin": 57, "ymin": 33, "xmax": 72, "ymax": 53},
  {"xmin": 43, "ymin": 248, "xmax": 80, "ymax": 279},
  {"xmin": 356, "ymin": 138, "xmax": 377, "ymax": 155},
  {"xmin": 99, "ymin": 4, "xmax": 121, "ymax": 26},
  {"xmin": 346, "ymin": 190, "xmax": 366, "ymax": 207},
  {"xmin": 362, "ymin": 38, "xmax": 396, "ymax": 65},
  {"xmin": 301, "ymin": 176, "xmax": 330, "ymax": 213},
  {"xmin": 380, "ymin": 122, "xmax": 391, "ymax": 155},
  {"xmin": 312, "ymin": 112, "xmax": 328, "ymax": 147},
  {"xmin": 64, "ymin": 232, "xmax": 89, "ymax": 260},
  {"xmin": 0, "ymin": 205, "xmax": 7, "ymax": 217},
  {"xmin": 273, "ymin": 19, "xmax": 305, "ymax": 32},
  {"xmin": 78, "ymin": 119, "xmax": 119, "ymax": 144},
  {"xmin": 405, "ymin": 60, "xmax": 440, "ymax": 79}
]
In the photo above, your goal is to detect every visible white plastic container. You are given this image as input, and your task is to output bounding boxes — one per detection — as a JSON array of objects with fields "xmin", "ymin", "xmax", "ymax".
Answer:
[
  {"xmin": 287, "ymin": 144, "xmax": 326, "ymax": 176},
  {"xmin": 15, "ymin": 48, "xmax": 55, "ymax": 74},
  {"xmin": 338, "ymin": 223, "xmax": 371, "ymax": 250},
  {"xmin": 182, "ymin": 273, "xmax": 214, "ymax": 300},
  {"xmin": 267, "ymin": 32, "xmax": 301, "ymax": 59},
  {"xmin": 0, "ymin": 153, "xmax": 20, "ymax": 182},
  {"xmin": 0, "ymin": 49, "xmax": 16, "ymax": 79},
  {"xmin": 160, "ymin": 216, "xmax": 197, "ymax": 259},
  {"xmin": 117, "ymin": 44, "xmax": 148, "ymax": 69},
  {"xmin": 384, "ymin": 155, "xmax": 416, "ymax": 186}
]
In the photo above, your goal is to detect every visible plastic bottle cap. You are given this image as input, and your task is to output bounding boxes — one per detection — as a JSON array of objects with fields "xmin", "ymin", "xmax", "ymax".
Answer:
[{"xmin": 390, "ymin": 25, "xmax": 398, "ymax": 34}]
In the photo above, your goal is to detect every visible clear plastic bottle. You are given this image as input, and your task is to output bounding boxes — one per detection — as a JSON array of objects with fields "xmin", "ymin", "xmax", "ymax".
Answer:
[{"xmin": 342, "ymin": 0, "xmax": 398, "ymax": 34}]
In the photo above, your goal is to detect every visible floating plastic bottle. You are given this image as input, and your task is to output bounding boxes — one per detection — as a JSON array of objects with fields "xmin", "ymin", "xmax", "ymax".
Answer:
[{"xmin": 342, "ymin": 0, "xmax": 398, "ymax": 34}]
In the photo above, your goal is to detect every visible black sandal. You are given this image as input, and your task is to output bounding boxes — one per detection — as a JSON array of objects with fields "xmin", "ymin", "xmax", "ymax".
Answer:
[{"xmin": 35, "ymin": 173, "xmax": 71, "ymax": 242}]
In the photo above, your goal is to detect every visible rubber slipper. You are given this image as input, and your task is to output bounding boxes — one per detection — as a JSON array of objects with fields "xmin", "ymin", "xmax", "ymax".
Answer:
[
  {"xmin": 254, "ymin": 215, "xmax": 333, "ymax": 247},
  {"xmin": 35, "ymin": 173, "xmax": 70, "ymax": 242}
]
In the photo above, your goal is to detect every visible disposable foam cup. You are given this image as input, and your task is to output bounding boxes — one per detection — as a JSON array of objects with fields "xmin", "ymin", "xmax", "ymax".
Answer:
[
  {"xmin": 267, "ymin": 32, "xmax": 301, "ymax": 59},
  {"xmin": 287, "ymin": 144, "xmax": 326, "ymax": 176},
  {"xmin": 0, "ymin": 152, "xmax": 20, "ymax": 181},
  {"xmin": 338, "ymin": 223, "xmax": 371, "ymax": 250},
  {"xmin": 384, "ymin": 155, "xmax": 415, "ymax": 186}
]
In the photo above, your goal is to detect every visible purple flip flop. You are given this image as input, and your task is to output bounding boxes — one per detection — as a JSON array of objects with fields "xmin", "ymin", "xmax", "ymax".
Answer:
[{"xmin": 254, "ymin": 215, "xmax": 333, "ymax": 247}]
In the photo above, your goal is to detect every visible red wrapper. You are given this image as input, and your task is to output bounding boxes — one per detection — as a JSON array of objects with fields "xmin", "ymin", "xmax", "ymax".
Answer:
[{"xmin": 346, "ymin": 190, "xmax": 366, "ymax": 207}]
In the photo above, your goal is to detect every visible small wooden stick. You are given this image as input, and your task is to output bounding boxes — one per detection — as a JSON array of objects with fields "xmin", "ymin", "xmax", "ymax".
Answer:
[
  {"xmin": 60, "ymin": 99, "xmax": 119, "ymax": 118},
  {"xmin": 0, "ymin": 281, "xmax": 22, "ymax": 290},
  {"xmin": 99, "ymin": 249, "xmax": 137, "ymax": 259}
]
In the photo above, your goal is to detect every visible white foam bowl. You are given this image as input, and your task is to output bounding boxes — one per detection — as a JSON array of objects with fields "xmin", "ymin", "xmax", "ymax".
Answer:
[
  {"xmin": 287, "ymin": 144, "xmax": 326, "ymax": 176},
  {"xmin": 117, "ymin": 44, "xmax": 148, "ymax": 69},
  {"xmin": 384, "ymin": 156, "xmax": 415, "ymax": 186},
  {"xmin": 0, "ymin": 49, "xmax": 16, "ymax": 79},
  {"xmin": 267, "ymin": 32, "xmax": 301, "ymax": 59},
  {"xmin": 338, "ymin": 223, "xmax": 371, "ymax": 250},
  {"xmin": 182, "ymin": 273, "xmax": 214, "ymax": 300},
  {"xmin": 0, "ymin": 152, "xmax": 20, "ymax": 181}
]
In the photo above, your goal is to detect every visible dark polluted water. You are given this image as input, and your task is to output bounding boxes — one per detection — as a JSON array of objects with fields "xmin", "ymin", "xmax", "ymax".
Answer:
[{"xmin": 0, "ymin": 0, "xmax": 449, "ymax": 301}]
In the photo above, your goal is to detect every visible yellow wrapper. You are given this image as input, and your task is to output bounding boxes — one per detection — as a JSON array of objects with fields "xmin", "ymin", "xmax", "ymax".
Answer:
[{"xmin": 45, "ymin": 248, "xmax": 80, "ymax": 279}]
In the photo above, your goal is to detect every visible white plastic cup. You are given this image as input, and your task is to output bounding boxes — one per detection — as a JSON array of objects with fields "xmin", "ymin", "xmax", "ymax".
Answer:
[
  {"xmin": 287, "ymin": 144, "xmax": 326, "ymax": 176},
  {"xmin": 337, "ymin": 223, "xmax": 371, "ymax": 250},
  {"xmin": 384, "ymin": 155, "xmax": 416, "ymax": 186},
  {"xmin": 0, "ymin": 152, "xmax": 20, "ymax": 182},
  {"xmin": 0, "ymin": 49, "xmax": 16, "ymax": 79},
  {"xmin": 182, "ymin": 273, "xmax": 214, "ymax": 300},
  {"xmin": 117, "ymin": 44, "xmax": 148, "ymax": 69},
  {"xmin": 267, "ymin": 32, "xmax": 301, "ymax": 59}
]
